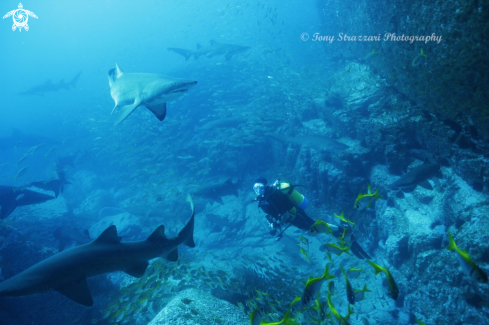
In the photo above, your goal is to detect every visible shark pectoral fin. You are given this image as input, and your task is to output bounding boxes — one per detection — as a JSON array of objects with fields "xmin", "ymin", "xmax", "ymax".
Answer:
[
  {"xmin": 146, "ymin": 103, "xmax": 167, "ymax": 121},
  {"xmin": 224, "ymin": 52, "xmax": 233, "ymax": 61},
  {"xmin": 166, "ymin": 249, "xmax": 178, "ymax": 262},
  {"xmin": 53, "ymin": 187, "xmax": 60, "ymax": 198},
  {"xmin": 93, "ymin": 225, "xmax": 122, "ymax": 244},
  {"xmin": 55, "ymin": 278, "xmax": 93, "ymax": 306},
  {"xmin": 114, "ymin": 99, "xmax": 142, "ymax": 126},
  {"xmin": 1, "ymin": 203, "xmax": 17, "ymax": 219},
  {"xmin": 124, "ymin": 261, "xmax": 149, "ymax": 278},
  {"xmin": 418, "ymin": 180, "xmax": 433, "ymax": 190}
]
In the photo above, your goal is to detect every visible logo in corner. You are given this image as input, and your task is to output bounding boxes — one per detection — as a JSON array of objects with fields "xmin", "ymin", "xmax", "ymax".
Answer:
[{"xmin": 3, "ymin": 3, "xmax": 37, "ymax": 32}]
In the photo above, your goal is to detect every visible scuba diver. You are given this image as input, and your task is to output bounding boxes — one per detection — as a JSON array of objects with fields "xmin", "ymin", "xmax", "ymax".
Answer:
[{"xmin": 253, "ymin": 177, "xmax": 371, "ymax": 259}]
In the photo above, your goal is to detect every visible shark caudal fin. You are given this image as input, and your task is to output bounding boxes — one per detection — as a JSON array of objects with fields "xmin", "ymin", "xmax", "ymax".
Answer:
[
  {"xmin": 68, "ymin": 71, "xmax": 82, "ymax": 88},
  {"xmin": 180, "ymin": 194, "xmax": 196, "ymax": 248},
  {"xmin": 146, "ymin": 194, "xmax": 195, "ymax": 262},
  {"xmin": 167, "ymin": 47, "xmax": 194, "ymax": 61}
]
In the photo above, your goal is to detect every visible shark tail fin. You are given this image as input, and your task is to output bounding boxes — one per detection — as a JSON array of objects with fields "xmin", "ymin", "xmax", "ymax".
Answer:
[
  {"xmin": 68, "ymin": 71, "xmax": 82, "ymax": 88},
  {"xmin": 180, "ymin": 194, "xmax": 196, "ymax": 247},
  {"xmin": 167, "ymin": 47, "xmax": 194, "ymax": 61}
]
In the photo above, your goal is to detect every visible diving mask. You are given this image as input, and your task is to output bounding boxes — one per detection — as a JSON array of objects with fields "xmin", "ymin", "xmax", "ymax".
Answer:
[{"xmin": 253, "ymin": 183, "xmax": 265, "ymax": 195}]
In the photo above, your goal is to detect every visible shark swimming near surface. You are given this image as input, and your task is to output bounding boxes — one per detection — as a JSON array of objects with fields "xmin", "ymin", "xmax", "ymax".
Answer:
[
  {"xmin": 0, "ymin": 185, "xmax": 55, "ymax": 219},
  {"xmin": 389, "ymin": 161, "xmax": 442, "ymax": 191},
  {"xmin": 192, "ymin": 178, "xmax": 240, "ymax": 205},
  {"xmin": 108, "ymin": 64, "xmax": 197, "ymax": 125},
  {"xmin": 0, "ymin": 195, "xmax": 196, "ymax": 306},
  {"xmin": 18, "ymin": 71, "xmax": 82, "ymax": 96},
  {"xmin": 168, "ymin": 40, "xmax": 251, "ymax": 61},
  {"xmin": 267, "ymin": 133, "xmax": 349, "ymax": 152}
]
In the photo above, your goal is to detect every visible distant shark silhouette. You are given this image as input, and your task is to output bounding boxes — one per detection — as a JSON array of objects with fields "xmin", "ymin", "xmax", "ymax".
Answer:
[
  {"xmin": 108, "ymin": 64, "xmax": 197, "ymax": 125},
  {"xmin": 53, "ymin": 225, "xmax": 91, "ymax": 252},
  {"xmin": 0, "ymin": 129, "xmax": 60, "ymax": 151},
  {"xmin": 389, "ymin": 162, "xmax": 442, "ymax": 191},
  {"xmin": 267, "ymin": 133, "xmax": 349, "ymax": 152},
  {"xmin": 0, "ymin": 195, "xmax": 196, "ymax": 306},
  {"xmin": 168, "ymin": 40, "xmax": 250, "ymax": 61},
  {"xmin": 0, "ymin": 185, "xmax": 55, "ymax": 219},
  {"xmin": 196, "ymin": 117, "xmax": 247, "ymax": 131},
  {"xmin": 18, "ymin": 71, "xmax": 82, "ymax": 96},
  {"xmin": 192, "ymin": 178, "xmax": 240, "ymax": 205}
]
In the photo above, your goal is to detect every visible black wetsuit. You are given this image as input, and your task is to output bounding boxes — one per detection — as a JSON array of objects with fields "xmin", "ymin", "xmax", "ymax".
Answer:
[
  {"xmin": 256, "ymin": 185, "xmax": 315, "ymax": 231},
  {"xmin": 256, "ymin": 185, "xmax": 371, "ymax": 259}
]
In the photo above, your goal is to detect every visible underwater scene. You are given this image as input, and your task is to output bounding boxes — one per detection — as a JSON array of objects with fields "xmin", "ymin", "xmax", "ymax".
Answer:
[{"xmin": 1, "ymin": 0, "xmax": 489, "ymax": 324}]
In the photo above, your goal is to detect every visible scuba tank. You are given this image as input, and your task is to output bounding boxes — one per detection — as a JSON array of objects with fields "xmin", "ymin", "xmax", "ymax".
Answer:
[{"xmin": 272, "ymin": 180, "xmax": 309, "ymax": 210}]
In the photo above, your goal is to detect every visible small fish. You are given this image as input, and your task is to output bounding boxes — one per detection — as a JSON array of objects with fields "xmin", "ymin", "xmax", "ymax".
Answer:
[
  {"xmin": 299, "ymin": 248, "xmax": 311, "ymax": 264},
  {"xmin": 237, "ymin": 301, "xmax": 245, "ymax": 312},
  {"xmin": 347, "ymin": 267, "xmax": 363, "ymax": 278},
  {"xmin": 416, "ymin": 319, "xmax": 427, "ymax": 325},
  {"xmin": 325, "ymin": 243, "xmax": 351, "ymax": 256},
  {"xmin": 354, "ymin": 283, "xmax": 372, "ymax": 302},
  {"xmin": 367, "ymin": 260, "xmax": 399, "ymax": 300},
  {"xmin": 340, "ymin": 264, "xmax": 355, "ymax": 305},
  {"xmin": 249, "ymin": 307, "xmax": 265, "ymax": 325},
  {"xmin": 181, "ymin": 298, "xmax": 193, "ymax": 305},
  {"xmin": 15, "ymin": 193, "xmax": 25, "ymax": 201},
  {"xmin": 327, "ymin": 281, "xmax": 335, "ymax": 296},
  {"xmin": 325, "ymin": 252, "xmax": 334, "ymax": 264},
  {"xmin": 14, "ymin": 166, "xmax": 29, "ymax": 180},
  {"xmin": 447, "ymin": 232, "xmax": 488, "ymax": 283},
  {"xmin": 308, "ymin": 219, "xmax": 333, "ymax": 235},
  {"xmin": 353, "ymin": 184, "xmax": 383, "ymax": 210},
  {"xmin": 17, "ymin": 154, "xmax": 30, "ymax": 166},
  {"xmin": 14, "ymin": 140, "xmax": 22, "ymax": 147},
  {"xmin": 289, "ymin": 295, "xmax": 302, "ymax": 309},
  {"xmin": 44, "ymin": 147, "xmax": 56, "ymax": 157},
  {"xmin": 301, "ymin": 263, "xmax": 335, "ymax": 305},
  {"xmin": 259, "ymin": 310, "xmax": 298, "ymax": 325},
  {"xmin": 334, "ymin": 211, "xmax": 355, "ymax": 225},
  {"xmin": 327, "ymin": 290, "xmax": 353, "ymax": 325},
  {"xmin": 177, "ymin": 155, "xmax": 194, "ymax": 160}
]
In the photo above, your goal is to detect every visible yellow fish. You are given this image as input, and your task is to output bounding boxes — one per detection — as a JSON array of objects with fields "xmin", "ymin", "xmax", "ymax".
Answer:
[{"xmin": 447, "ymin": 232, "xmax": 488, "ymax": 283}]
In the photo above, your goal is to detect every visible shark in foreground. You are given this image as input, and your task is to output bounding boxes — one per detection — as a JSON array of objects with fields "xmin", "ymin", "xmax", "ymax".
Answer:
[
  {"xmin": 389, "ymin": 161, "xmax": 442, "ymax": 191},
  {"xmin": 168, "ymin": 40, "xmax": 250, "ymax": 61},
  {"xmin": 108, "ymin": 64, "xmax": 197, "ymax": 125},
  {"xmin": 18, "ymin": 71, "xmax": 82, "ymax": 96},
  {"xmin": 0, "ymin": 195, "xmax": 196, "ymax": 306},
  {"xmin": 0, "ymin": 185, "xmax": 55, "ymax": 219}
]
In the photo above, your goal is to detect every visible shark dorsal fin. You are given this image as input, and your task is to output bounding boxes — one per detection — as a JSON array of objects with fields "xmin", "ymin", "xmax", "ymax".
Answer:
[
  {"xmin": 115, "ymin": 64, "xmax": 123, "ymax": 78},
  {"xmin": 147, "ymin": 225, "xmax": 166, "ymax": 243},
  {"xmin": 196, "ymin": 43, "xmax": 202, "ymax": 49},
  {"xmin": 209, "ymin": 39, "xmax": 217, "ymax": 46},
  {"xmin": 108, "ymin": 64, "xmax": 124, "ymax": 88},
  {"xmin": 225, "ymin": 178, "xmax": 233, "ymax": 185},
  {"xmin": 93, "ymin": 225, "xmax": 121, "ymax": 244}
]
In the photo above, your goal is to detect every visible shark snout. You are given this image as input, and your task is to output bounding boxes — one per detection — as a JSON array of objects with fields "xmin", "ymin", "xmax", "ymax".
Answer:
[{"xmin": 170, "ymin": 80, "xmax": 197, "ymax": 93}]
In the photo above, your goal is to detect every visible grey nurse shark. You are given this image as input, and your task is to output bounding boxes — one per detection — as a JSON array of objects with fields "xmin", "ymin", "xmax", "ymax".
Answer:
[
  {"xmin": 0, "ymin": 195, "xmax": 196, "ymax": 306},
  {"xmin": 108, "ymin": 64, "xmax": 197, "ymax": 125},
  {"xmin": 168, "ymin": 40, "xmax": 251, "ymax": 61}
]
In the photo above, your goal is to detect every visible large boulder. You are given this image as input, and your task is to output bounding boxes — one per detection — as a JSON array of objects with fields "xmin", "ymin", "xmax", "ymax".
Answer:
[{"xmin": 147, "ymin": 288, "xmax": 248, "ymax": 325}]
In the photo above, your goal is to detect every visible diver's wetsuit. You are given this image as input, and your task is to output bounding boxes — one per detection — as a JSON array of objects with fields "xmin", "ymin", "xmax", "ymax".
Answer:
[
  {"xmin": 255, "ymin": 185, "xmax": 371, "ymax": 259},
  {"xmin": 255, "ymin": 185, "xmax": 315, "ymax": 231}
]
